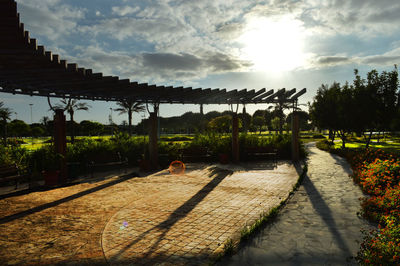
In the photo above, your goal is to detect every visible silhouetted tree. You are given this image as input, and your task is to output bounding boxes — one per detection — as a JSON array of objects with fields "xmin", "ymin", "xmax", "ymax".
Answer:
[
  {"xmin": 252, "ymin": 116, "xmax": 265, "ymax": 134},
  {"xmin": 0, "ymin": 101, "xmax": 12, "ymax": 145},
  {"xmin": 114, "ymin": 100, "xmax": 145, "ymax": 136}
]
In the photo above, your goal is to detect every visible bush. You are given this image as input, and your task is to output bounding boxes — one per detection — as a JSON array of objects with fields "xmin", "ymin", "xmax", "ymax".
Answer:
[
  {"xmin": 0, "ymin": 144, "xmax": 29, "ymax": 169},
  {"xmin": 354, "ymin": 158, "xmax": 400, "ymax": 196},
  {"xmin": 361, "ymin": 186, "xmax": 400, "ymax": 223},
  {"xmin": 347, "ymin": 148, "xmax": 400, "ymax": 265},
  {"xmin": 357, "ymin": 216, "xmax": 400, "ymax": 265}
]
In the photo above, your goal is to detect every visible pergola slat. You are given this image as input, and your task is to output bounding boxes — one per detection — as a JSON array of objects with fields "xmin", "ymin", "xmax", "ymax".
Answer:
[{"xmin": 0, "ymin": 0, "xmax": 305, "ymax": 106}]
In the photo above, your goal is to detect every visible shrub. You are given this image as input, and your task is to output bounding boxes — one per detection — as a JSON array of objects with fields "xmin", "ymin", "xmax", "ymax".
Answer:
[
  {"xmin": 0, "ymin": 144, "xmax": 29, "ymax": 170},
  {"xmin": 346, "ymin": 148, "xmax": 400, "ymax": 265},
  {"xmin": 355, "ymin": 158, "xmax": 400, "ymax": 196},
  {"xmin": 357, "ymin": 216, "xmax": 400, "ymax": 265},
  {"xmin": 361, "ymin": 186, "xmax": 400, "ymax": 223}
]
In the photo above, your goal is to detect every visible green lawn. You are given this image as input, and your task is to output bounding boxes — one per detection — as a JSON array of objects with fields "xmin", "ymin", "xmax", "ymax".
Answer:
[{"xmin": 333, "ymin": 140, "xmax": 400, "ymax": 153}]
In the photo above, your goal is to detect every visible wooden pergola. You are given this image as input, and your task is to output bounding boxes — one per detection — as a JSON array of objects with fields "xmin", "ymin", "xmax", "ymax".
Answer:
[{"xmin": 0, "ymin": 0, "xmax": 306, "ymax": 180}]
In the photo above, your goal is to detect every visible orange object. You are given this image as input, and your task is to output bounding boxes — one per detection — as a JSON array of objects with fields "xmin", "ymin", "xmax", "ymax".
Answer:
[{"xmin": 168, "ymin": 160, "xmax": 186, "ymax": 175}]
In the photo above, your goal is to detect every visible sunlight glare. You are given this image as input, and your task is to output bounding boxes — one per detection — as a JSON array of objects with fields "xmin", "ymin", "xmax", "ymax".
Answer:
[{"xmin": 239, "ymin": 16, "xmax": 306, "ymax": 72}]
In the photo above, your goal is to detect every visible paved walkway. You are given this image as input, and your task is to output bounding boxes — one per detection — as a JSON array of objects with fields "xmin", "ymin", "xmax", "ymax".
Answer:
[
  {"xmin": 0, "ymin": 162, "xmax": 299, "ymax": 265},
  {"xmin": 102, "ymin": 162, "xmax": 299, "ymax": 265},
  {"xmin": 221, "ymin": 143, "xmax": 373, "ymax": 265}
]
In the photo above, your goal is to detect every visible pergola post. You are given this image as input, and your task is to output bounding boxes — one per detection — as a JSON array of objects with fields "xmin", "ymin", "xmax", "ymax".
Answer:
[
  {"xmin": 148, "ymin": 112, "xmax": 158, "ymax": 170},
  {"xmin": 232, "ymin": 113, "xmax": 239, "ymax": 163},
  {"xmin": 242, "ymin": 105, "xmax": 247, "ymax": 133},
  {"xmin": 54, "ymin": 109, "xmax": 67, "ymax": 182},
  {"xmin": 291, "ymin": 111, "xmax": 300, "ymax": 162},
  {"xmin": 147, "ymin": 102, "xmax": 160, "ymax": 170}
]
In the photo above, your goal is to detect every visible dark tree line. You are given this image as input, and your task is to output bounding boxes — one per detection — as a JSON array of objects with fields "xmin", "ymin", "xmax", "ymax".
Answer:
[{"xmin": 310, "ymin": 67, "xmax": 399, "ymax": 148}]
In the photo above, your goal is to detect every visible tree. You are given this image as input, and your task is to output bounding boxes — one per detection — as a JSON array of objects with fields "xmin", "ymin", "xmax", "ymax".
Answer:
[
  {"xmin": 40, "ymin": 116, "xmax": 52, "ymax": 136},
  {"xmin": 309, "ymin": 82, "xmax": 341, "ymax": 142},
  {"xmin": 31, "ymin": 125, "xmax": 45, "ymax": 137},
  {"xmin": 114, "ymin": 100, "xmax": 145, "ymax": 136},
  {"xmin": 271, "ymin": 117, "xmax": 280, "ymax": 133},
  {"xmin": 208, "ymin": 115, "xmax": 232, "ymax": 133},
  {"xmin": 8, "ymin": 120, "xmax": 30, "ymax": 137},
  {"xmin": 0, "ymin": 101, "xmax": 12, "ymax": 145},
  {"xmin": 53, "ymin": 99, "xmax": 91, "ymax": 143},
  {"xmin": 286, "ymin": 111, "xmax": 311, "ymax": 131},
  {"xmin": 252, "ymin": 116, "xmax": 265, "ymax": 134},
  {"xmin": 79, "ymin": 120, "xmax": 104, "ymax": 136}
]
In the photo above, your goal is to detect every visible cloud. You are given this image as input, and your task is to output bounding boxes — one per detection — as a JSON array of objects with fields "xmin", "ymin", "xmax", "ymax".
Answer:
[
  {"xmin": 359, "ymin": 47, "xmax": 400, "ymax": 65},
  {"xmin": 64, "ymin": 45, "xmax": 250, "ymax": 85},
  {"xmin": 315, "ymin": 56, "xmax": 350, "ymax": 66},
  {"xmin": 17, "ymin": 0, "xmax": 86, "ymax": 41},
  {"xmin": 136, "ymin": 52, "xmax": 251, "ymax": 82},
  {"xmin": 360, "ymin": 55, "xmax": 400, "ymax": 65},
  {"xmin": 141, "ymin": 53, "xmax": 202, "ymax": 71},
  {"xmin": 111, "ymin": 5, "xmax": 140, "ymax": 16},
  {"xmin": 298, "ymin": 0, "xmax": 400, "ymax": 37},
  {"xmin": 309, "ymin": 46, "xmax": 400, "ymax": 68},
  {"xmin": 79, "ymin": 16, "xmax": 190, "ymax": 42}
]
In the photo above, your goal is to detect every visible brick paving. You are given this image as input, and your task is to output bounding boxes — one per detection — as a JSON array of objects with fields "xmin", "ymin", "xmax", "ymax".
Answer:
[{"xmin": 0, "ymin": 162, "xmax": 299, "ymax": 265}]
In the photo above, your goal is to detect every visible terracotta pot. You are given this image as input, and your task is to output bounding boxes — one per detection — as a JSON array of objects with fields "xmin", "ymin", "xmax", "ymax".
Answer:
[
  {"xmin": 139, "ymin": 159, "xmax": 151, "ymax": 172},
  {"xmin": 42, "ymin": 170, "xmax": 60, "ymax": 186},
  {"xmin": 219, "ymin": 153, "xmax": 230, "ymax": 164}
]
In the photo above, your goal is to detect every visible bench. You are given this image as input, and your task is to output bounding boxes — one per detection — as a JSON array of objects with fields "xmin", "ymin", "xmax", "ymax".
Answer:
[
  {"xmin": 180, "ymin": 146, "xmax": 212, "ymax": 163},
  {"xmin": 243, "ymin": 147, "xmax": 278, "ymax": 164},
  {"xmin": 87, "ymin": 152, "xmax": 128, "ymax": 177},
  {"xmin": 0, "ymin": 164, "xmax": 29, "ymax": 189}
]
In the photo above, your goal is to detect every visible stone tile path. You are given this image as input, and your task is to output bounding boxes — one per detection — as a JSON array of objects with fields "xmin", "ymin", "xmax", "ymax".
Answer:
[
  {"xmin": 0, "ymin": 162, "xmax": 299, "ymax": 265},
  {"xmin": 102, "ymin": 163, "xmax": 299, "ymax": 265},
  {"xmin": 221, "ymin": 143, "xmax": 373, "ymax": 266}
]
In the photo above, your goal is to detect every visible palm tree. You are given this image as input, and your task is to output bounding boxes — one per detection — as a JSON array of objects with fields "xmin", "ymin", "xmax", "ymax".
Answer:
[
  {"xmin": 54, "ymin": 99, "xmax": 91, "ymax": 143},
  {"xmin": 114, "ymin": 100, "xmax": 145, "ymax": 136},
  {"xmin": 0, "ymin": 101, "xmax": 12, "ymax": 145}
]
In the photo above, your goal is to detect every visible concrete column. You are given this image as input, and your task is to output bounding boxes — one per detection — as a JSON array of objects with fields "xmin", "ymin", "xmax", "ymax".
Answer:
[
  {"xmin": 200, "ymin": 104, "xmax": 204, "ymax": 115},
  {"xmin": 291, "ymin": 111, "xmax": 300, "ymax": 162},
  {"xmin": 54, "ymin": 109, "xmax": 67, "ymax": 182},
  {"xmin": 232, "ymin": 113, "xmax": 239, "ymax": 163},
  {"xmin": 149, "ymin": 112, "xmax": 158, "ymax": 170}
]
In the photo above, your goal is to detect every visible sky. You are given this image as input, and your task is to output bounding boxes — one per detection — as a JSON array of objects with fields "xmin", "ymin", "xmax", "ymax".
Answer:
[{"xmin": 1, "ymin": 0, "xmax": 400, "ymax": 125}]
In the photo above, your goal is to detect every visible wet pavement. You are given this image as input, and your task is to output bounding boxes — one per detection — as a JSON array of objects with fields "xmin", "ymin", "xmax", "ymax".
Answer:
[{"xmin": 221, "ymin": 143, "xmax": 373, "ymax": 266}]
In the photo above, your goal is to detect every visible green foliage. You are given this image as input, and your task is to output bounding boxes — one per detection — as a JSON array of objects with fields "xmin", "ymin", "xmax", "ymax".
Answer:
[
  {"xmin": 357, "ymin": 216, "xmax": 400, "ymax": 265},
  {"xmin": 8, "ymin": 120, "xmax": 30, "ymax": 137},
  {"xmin": 29, "ymin": 145, "xmax": 63, "ymax": 172},
  {"xmin": 310, "ymin": 67, "xmax": 399, "ymax": 148},
  {"xmin": 252, "ymin": 116, "xmax": 265, "ymax": 133},
  {"xmin": 0, "ymin": 144, "xmax": 28, "ymax": 167},
  {"xmin": 79, "ymin": 120, "xmax": 104, "ymax": 136},
  {"xmin": 190, "ymin": 133, "xmax": 232, "ymax": 156},
  {"xmin": 271, "ymin": 117, "xmax": 280, "ymax": 131},
  {"xmin": 208, "ymin": 115, "xmax": 232, "ymax": 133}
]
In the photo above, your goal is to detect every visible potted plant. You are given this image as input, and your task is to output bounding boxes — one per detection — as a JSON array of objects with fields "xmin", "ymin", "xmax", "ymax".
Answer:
[
  {"xmin": 40, "ymin": 148, "xmax": 63, "ymax": 186},
  {"xmin": 215, "ymin": 138, "xmax": 231, "ymax": 164}
]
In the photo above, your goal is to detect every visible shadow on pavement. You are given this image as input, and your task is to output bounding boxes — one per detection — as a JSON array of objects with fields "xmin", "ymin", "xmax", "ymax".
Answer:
[
  {"xmin": 108, "ymin": 166, "xmax": 233, "ymax": 263},
  {"xmin": 0, "ymin": 172, "xmax": 138, "ymax": 224},
  {"xmin": 302, "ymin": 173, "xmax": 351, "ymax": 256}
]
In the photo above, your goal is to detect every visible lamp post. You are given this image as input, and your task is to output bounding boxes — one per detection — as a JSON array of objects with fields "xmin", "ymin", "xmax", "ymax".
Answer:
[
  {"xmin": 109, "ymin": 107, "xmax": 113, "ymax": 137},
  {"xmin": 29, "ymin": 103, "xmax": 33, "ymax": 146}
]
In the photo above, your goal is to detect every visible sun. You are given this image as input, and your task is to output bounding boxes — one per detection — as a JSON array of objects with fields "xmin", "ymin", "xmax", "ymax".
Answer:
[{"xmin": 238, "ymin": 16, "xmax": 306, "ymax": 72}]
